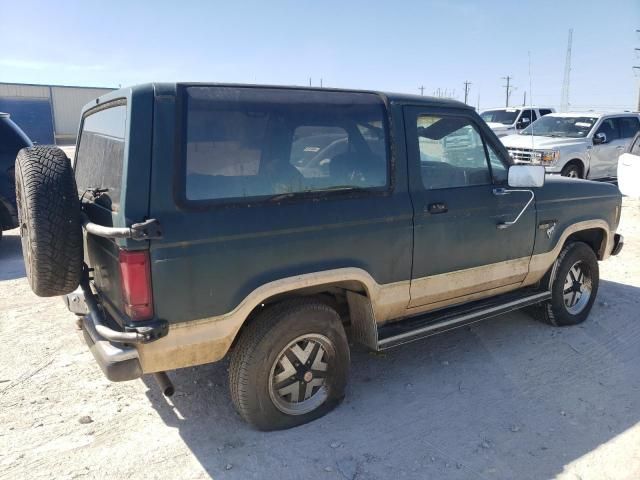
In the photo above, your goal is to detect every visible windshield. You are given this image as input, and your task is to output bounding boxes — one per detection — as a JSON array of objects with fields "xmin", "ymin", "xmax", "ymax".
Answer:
[
  {"xmin": 520, "ymin": 116, "xmax": 597, "ymax": 138},
  {"xmin": 480, "ymin": 109, "xmax": 520, "ymax": 125}
]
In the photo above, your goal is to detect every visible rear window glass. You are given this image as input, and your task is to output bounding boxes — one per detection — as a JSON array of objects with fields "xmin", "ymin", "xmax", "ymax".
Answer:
[
  {"xmin": 75, "ymin": 104, "xmax": 126, "ymax": 212},
  {"xmin": 184, "ymin": 87, "xmax": 388, "ymax": 201}
]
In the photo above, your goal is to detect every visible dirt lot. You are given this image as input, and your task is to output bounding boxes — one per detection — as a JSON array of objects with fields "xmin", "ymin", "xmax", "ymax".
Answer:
[{"xmin": 1, "ymin": 200, "xmax": 639, "ymax": 480}]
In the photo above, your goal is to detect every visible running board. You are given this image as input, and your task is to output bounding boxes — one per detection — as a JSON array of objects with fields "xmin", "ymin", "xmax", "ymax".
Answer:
[{"xmin": 377, "ymin": 290, "xmax": 551, "ymax": 350}]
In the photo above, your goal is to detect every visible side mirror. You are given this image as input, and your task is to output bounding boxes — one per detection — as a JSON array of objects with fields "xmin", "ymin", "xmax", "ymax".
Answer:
[
  {"xmin": 508, "ymin": 165, "xmax": 545, "ymax": 188},
  {"xmin": 593, "ymin": 132, "xmax": 607, "ymax": 145}
]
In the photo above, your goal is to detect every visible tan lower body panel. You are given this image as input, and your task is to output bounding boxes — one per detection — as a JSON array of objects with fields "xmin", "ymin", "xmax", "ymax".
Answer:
[
  {"xmin": 137, "ymin": 219, "xmax": 612, "ymax": 373},
  {"xmin": 408, "ymin": 257, "xmax": 530, "ymax": 308}
]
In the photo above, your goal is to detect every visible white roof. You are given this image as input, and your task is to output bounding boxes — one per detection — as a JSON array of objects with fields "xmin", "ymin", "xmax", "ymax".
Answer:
[
  {"xmin": 547, "ymin": 111, "xmax": 639, "ymax": 118},
  {"xmin": 481, "ymin": 106, "xmax": 554, "ymax": 111}
]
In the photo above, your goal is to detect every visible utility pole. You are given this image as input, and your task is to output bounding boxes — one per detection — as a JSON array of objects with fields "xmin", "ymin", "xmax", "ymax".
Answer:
[
  {"xmin": 634, "ymin": 29, "xmax": 640, "ymax": 111},
  {"xmin": 418, "ymin": 85, "xmax": 425, "ymax": 96},
  {"xmin": 523, "ymin": 91, "xmax": 527, "ymax": 106},
  {"xmin": 502, "ymin": 75, "xmax": 513, "ymax": 107},
  {"xmin": 320, "ymin": 78, "xmax": 323, "ymax": 88},
  {"xmin": 309, "ymin": 77, "xmax": 312, "ymax": 87},
  {"xmin": 560, "ymin": 28, "xmax": 573, "ymax": 112},
  {"xmin": 463, "ymin": 81, "xmax": 471, "ymax": 104}
]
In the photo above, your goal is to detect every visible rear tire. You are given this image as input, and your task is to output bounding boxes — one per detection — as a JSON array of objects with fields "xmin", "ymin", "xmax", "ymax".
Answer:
[
  {"xmin": 15, "ymin": 146, "xmax": 83, "ymax": 296},
  {"xmin": 537, "ymin": 242, "xmax": 599, "ymax": 326},
  {"xmin": 229, "ymin": 299, "xmax": 350, "ymax": 430}
]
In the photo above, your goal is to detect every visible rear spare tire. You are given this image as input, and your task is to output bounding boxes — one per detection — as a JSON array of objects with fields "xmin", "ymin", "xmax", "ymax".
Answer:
[{"xmin": 15, "ymin": 146, "xmax": 83, "ymax": 296}]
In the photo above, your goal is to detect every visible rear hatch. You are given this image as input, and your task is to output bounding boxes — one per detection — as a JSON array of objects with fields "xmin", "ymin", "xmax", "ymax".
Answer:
[{"xmin": 73, "ymin": 88, "xmax": 154, "ymax": 326}]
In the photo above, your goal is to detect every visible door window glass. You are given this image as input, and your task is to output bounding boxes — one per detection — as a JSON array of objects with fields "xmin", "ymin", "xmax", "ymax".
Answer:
[
  {"xmin": 417, "ymin": 115, "xmax": 491, "ymax": 189},
  {"xmin": 518, "ymin": 109, "xmax": 536, "ymax": 128},
  {"xmin": 539, "ymin": 109, "xmax": 553, "ymax": 116},
  {"xmin": 487, "ymin": 145, "xmax": 508, "ymax": 183},
  {"xmin": 596, "ymin": 118, "xmax": 620, "ymax": 142}
]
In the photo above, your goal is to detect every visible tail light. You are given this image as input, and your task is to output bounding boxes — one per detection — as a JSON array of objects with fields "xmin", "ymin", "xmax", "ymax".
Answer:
[{"xmin": 119, "ymin": 250, "xmax": 153, "ymax": 321}]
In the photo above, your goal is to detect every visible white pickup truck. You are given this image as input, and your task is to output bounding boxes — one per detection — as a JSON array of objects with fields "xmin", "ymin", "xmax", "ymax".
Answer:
[
  {"xmin": 480, "ymin": 107, "xmax": 555, "ymax": 137},
  {"xmin": 501, "ymin": 112, "xmax": 640, "ymax": 179}
]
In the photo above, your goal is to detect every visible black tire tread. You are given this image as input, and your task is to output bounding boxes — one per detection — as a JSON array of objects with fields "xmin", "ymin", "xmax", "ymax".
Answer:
[
  {"xmin": 539, "ymin": 241, "xmax": 598, "ymax": 326},
  {"xmin": 15, "ymin": 146, "xmax": 83, "ymax": 296},
  {"xmin": 229, "ymin": 298, "xmax": 347, "ymax": 429}
]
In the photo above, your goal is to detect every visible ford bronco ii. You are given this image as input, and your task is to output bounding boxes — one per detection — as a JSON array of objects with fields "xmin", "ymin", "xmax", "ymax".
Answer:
[{"xmin": 15, "ymin": 84, "xmax": 623, "ymax": 430}]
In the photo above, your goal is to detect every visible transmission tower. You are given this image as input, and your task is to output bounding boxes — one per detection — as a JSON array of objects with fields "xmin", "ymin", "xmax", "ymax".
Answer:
[{"xmin": 560, "ymin": 29, "xmax": 573, "ymax": 112}]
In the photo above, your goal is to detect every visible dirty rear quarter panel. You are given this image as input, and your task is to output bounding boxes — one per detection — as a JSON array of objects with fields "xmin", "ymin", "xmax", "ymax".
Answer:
[{"xmin": 148, "ymin": 86, "xmax": 414, "ymax": 324}]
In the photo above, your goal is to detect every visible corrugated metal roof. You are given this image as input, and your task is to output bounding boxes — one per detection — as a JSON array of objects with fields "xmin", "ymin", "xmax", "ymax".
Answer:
[
  {"xmin": 51, "ymin": 86, "xmax": 112, "ymax": 136},
  {"xmin": 0, "ymin": 83, "xmax": 49, "ymax": 98}
]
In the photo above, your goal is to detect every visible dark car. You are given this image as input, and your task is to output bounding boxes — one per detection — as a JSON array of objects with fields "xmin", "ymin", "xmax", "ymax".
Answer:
[
  {"xmin": 14, "ymin": 84, "xmax": 623, "ymax": 430},
  {"xmin": 0, "ymin": 112, "xmax": 32, "ymax": 239}
]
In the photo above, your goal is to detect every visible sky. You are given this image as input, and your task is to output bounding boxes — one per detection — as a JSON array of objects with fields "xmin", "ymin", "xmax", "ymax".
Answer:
[{"xmin": 1, "ymin": 0, "xmax": 639, "ymax": 111}]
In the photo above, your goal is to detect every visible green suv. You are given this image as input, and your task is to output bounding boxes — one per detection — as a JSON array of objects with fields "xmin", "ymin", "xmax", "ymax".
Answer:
[{"xmin": 15, "ymin": 84, "xmax": 623, "ymax": 430}]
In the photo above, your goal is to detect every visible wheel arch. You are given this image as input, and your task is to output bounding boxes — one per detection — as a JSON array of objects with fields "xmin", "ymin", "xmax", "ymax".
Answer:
[
  {"xmin": 230, "ymin": 270, "xmax": 384, "ymax": 352},
  {"xmin": 564, "ymin": 227, "xmax": 608, "ymax": 260},
  {"xmin": 563, "ymin": 158, "xmax": 586, "ymax": 177},
  {"xmin": 0, "ymin": 195, "xmax": 17, "ymax": 230}
]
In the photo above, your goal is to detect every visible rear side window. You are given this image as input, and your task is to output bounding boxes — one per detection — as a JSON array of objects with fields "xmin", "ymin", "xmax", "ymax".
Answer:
[
  {"xmin": 539, "ymin": 109, "xmax": 553, "ymax": 117},
  {"xmin": 619, "ymin": 117, "xmax": 640, "ymax": 139},
  {"xmin": 631, "ymin": 134, "xmax": 640, "ymax": 155},
  {"xmin": 75, "ymin": 103, "xmax": 126, "ymax": 212},
  {"xmin": 183, "ymin": 87, "xmax": 389, "ymax": 201}
]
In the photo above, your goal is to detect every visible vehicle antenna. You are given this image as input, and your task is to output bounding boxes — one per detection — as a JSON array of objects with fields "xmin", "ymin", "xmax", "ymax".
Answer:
[
  {"xmin": 529, "ymin": 51, "xmax": 535, "ymax": 149},
  {"xmin": 560, "ymin": 29, "xmax": 573, "ymax": 112}
]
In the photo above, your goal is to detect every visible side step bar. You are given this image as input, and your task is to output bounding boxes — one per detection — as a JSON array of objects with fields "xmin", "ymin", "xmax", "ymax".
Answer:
[{"xmin": 377, "ymin": 290, "xmax": 551, "ymax": 350}]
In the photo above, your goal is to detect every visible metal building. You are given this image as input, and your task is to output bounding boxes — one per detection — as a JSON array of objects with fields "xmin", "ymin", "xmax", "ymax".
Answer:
[{"xmin": 0, "ymin": 82, "xmax": 113, "ymax": 145}]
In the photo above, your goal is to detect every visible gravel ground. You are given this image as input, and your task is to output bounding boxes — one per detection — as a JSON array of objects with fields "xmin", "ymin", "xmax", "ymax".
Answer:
[{"xmin": 1, "ymin": 199, "xmax": 639, "ymax": 480}]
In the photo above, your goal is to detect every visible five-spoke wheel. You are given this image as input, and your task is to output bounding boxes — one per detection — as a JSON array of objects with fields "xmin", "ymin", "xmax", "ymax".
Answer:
[
  {"xmin": 229, "ymin": 299, "xmax": 349, "ymax": 430},
  {"xmin": 539, "ymin": 241, "xmax": 599, "ymax": 326}
]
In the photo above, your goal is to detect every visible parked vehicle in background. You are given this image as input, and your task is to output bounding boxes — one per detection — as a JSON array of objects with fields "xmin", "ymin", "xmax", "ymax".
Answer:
[
  {"xmin": 0, "ymin": 112, "xmax": 32, "ymax": 241},
  {"xmin": 618, "ymin": 130, "xmax": 640, "ymax": 197},
  {"xmin": 501, "ymin": 112, "xmax": 640, "ymax": 179},
  {"xmin": 480, "ymin": 107, "xmax": 555, "ymax": 137},
  {"xmin": 14, "ymin": 84, "xmax": 623, "ymax": 430}
]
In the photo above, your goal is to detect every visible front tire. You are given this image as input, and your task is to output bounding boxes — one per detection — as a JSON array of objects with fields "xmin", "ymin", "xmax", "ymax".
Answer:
[
  {"xmin": 539, "ymin": 242, "xmax": 599, "ymax": 326},
  {"xmin": 229, "ymin": 299, "xmax": 350, "ymax": 430},
  {"xmin": 561, "ymin": 163, "xmax": 582, "ymax": 179}
]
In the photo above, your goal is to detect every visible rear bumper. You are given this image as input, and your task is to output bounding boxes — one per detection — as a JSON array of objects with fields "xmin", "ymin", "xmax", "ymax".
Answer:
[
  {"xmin": 611, "ymin": 233, "xmax": 624, "ymax": 256},
  {"xmin": 80, "ymin": 315, "xmax": 142, "ymax": 382},
  {"xmin": 66, "ymin": 272, "xmax": 168, "ymax": 382}
]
